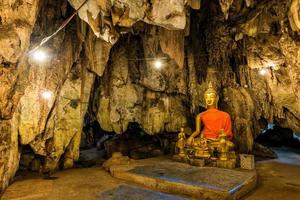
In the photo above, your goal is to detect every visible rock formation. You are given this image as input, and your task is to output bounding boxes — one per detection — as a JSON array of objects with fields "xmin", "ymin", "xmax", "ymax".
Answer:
[{"xmin": 0, "ymin": 0, "xmax": 300, "ymax": 193}]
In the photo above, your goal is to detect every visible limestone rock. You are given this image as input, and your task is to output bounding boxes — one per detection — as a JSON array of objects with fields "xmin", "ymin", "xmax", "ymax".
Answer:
[
  {"xmin": 0, "ymin": 0, "xmax": 40, "ymax": 192},
  {"xmin": 111, "ymin": 0, "xmax": 148, "ymax": 27},
  {"xmin": 0, "ymin": 26, "xmax": 21, "ymax": 63},
  {"xmin": 85, "ymin": 30, "xmax": 113, "ymax": 76},
  {"xmin": 221, "ymin": 87, "xmax": 256, "ymax": 153},
  {"xmin": 97, "ymin": 43, "xmax": 143, "ymax": 133},
  {"xmin": 0, "ymin": 120, "xmax": 19, "ymax": 191},
  {"xmin": 69, "ymin": 0, "xmax": 187, "ymax": 41},
  {"xmin": 159, "ymin": 28, "xmax": 185, "ymax": 68},
  {"xmin": 68, "ymin": 0, "xmax": 101, "ymax": 34},
  {"xmin": 253, "ymin": 143, "xmax": 278, "ymax": 159},
  {"xmin": 0, "ymin": 0, "xmax": 39, "ymax": 63},
  {"xmin": 97, "ymin": 96, "xmax": 113, "ymax": 132},
  {"xmin": 145, "ymin": 0, "xmax": 186, "ymax": 30},
  {"xmin": 95, "ymin": 34, "xmax": 189, "ymax": 135},
  {"xmin": 288, "ymin": 0, "xmax": 300, "ymax": 32},
  {"xmin": 77, "ymin": 148, "xmax": 106, "ymax": 167},
  {"xmin": 69, "ymin": 0, "xmax": 119, "ymax": 43},
  {"xmin": 245, "ymin": 0, "xmax": 255, "ymax": 7},
  {"xmin": 187, "ymin": 0, "xmax": 201, "ymax": 10},
  {"xmin": 0, "ymin": 0, "xmax": 98, "ymax": 191},
  {"xmin": 219, "ymin": 0, "xmax": 234, "ymax": 20},
  {"xmin": 102, "ymin": 152, "xmax": 132, "ymax": 171}
]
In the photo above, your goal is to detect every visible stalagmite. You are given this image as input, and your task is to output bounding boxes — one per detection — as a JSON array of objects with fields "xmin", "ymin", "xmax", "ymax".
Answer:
[{"xmin": 159, "ymin": 28, "xmax": 185, "ymax": 69}]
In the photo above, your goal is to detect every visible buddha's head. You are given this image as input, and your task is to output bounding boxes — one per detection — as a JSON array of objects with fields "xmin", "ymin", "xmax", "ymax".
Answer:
[{"xmin": 204, "ymin": 82, "xmax": 218, "ymax": 108}]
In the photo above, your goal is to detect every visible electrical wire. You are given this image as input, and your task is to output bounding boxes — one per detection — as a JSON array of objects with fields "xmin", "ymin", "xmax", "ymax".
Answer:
[{"xmin": 28, "ymin": 0, "xmax": 88, "ymax": 55}]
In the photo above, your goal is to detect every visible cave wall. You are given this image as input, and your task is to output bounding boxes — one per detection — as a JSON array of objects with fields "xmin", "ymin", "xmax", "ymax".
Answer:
[
  {"xmin": 0, "ymin": 0, "xmax": 41, "ymax": 191},
  {"xmin": 94, "ymin": 31, "xmax": 190, "ymax": 135},
  {"xmin": 91, "ymin": 0, "xmax": 300, "ymax": 154},
  {"xmin": 0, "ymin": 0, "xmax": 96, "ymax": 191},
  {"xmin": 0, "ymin": 0, "xmax": 300, "ymax": 192}
]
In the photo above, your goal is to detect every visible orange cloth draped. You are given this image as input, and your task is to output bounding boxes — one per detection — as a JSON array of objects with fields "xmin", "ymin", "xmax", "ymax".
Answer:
[{"xmin": 200, "ymin": 108, "xmax": 233, "ymax": 140}]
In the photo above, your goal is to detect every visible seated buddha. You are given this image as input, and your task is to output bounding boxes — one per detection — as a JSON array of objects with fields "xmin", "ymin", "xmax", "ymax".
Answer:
[{"xmin": 187, "ymin": 83, "xmax": 233, "ymax": 148}]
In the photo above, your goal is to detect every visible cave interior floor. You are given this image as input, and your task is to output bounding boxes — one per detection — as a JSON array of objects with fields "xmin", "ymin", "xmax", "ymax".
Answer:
[{"xmin": 1, "ymin": 148, "xmax": 300, "ymax": 200}]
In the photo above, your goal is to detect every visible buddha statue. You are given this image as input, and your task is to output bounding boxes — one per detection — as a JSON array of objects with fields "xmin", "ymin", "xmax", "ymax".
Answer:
[
  {"xmin": 218, "ymin": 129, "xmax": 235, "ymax": 160},
  {"xmin": 187, "ymin": 82, "xmax": 233, "ymax": 146},
  {"xmin": 193, "ymin": 136, "xmax": 210, "ymax": 158},
  {"xmin": 176, "ymin": 128, "xmax": 186, "ymax": 157},
  {"xmin": 174, "ymin": 83, "xmax": 236, "ymax": 167}
]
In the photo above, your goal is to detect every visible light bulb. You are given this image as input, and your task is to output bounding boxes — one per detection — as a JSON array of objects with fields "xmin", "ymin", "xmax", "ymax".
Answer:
[
  {"xmin": 259, "ymin": 68, "xmax": 267, "ymax": 75},
  {"xmin": 268, "ymin": 61, "xmax": 276, "ymax": 68},
  {"xmin": 32, "ymin": 50, "xmax": 47, "ymax": 62},
  {"xmin": 154, "ymin": 60, "xmax": 162, "ymax": 69},
  {"xmin": 41, "ymin": 90, "xmax": 52, "ymax": 100}
]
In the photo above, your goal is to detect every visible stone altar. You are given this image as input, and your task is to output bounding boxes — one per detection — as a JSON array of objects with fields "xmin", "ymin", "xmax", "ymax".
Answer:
[{"xmin": 106, "ymin": 157, "xmax": 257, "ymax": 200}]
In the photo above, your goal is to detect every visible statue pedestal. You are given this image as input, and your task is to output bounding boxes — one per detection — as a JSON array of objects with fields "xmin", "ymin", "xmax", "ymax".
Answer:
[
  {"xmin": 108, "ymin": 157, "xmax": 257, "ymax": 200},
  {"xmin": 216, "ymin": 159, "xmax": 236, "ymax": 169}
]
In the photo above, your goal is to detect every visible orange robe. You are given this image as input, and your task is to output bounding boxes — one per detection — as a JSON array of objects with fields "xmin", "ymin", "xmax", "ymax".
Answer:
[{"xmin": 200, "ymin": 108, "xmax": 233, "ymax": 140}]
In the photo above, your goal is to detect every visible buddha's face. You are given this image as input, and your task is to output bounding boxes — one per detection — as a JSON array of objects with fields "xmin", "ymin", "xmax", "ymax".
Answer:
[{"xmin": 204, "ymin": 93, "xmax": 218, "ymax": 108}]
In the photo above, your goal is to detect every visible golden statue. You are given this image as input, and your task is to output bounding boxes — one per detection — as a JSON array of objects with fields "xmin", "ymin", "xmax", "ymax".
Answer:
[
  {"xmin": 175, "ymin": 82, "xmax": 236, "ymax": 168},
  {"xmin": 187, "ymin": 82, "xmax": 233, "ymax": 145},
  {"xmin": 193, "ymin": 136, "xmax": 210, "ymax": 158},
  {"xmin": 218, "ymin": 129, "xmax": 235, "ymax": 160},
  {"xmin": 176, "ymin": 128, "xmax": 186, "ymax": 157}
]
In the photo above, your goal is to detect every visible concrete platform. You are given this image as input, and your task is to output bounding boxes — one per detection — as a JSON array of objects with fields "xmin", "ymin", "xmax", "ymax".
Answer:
[
  {"xmin": 99, "ymin": 184, "xmax": 187, "ymax": 200},
  {"xmin": 109, "ymin": 158, "xmax": 257, "ymax": 200}
]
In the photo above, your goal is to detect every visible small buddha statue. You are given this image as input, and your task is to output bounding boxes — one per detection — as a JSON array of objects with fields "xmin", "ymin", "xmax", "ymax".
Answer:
[
  {"xmin": 193, "ymin": 137, "xmax": 210, "ymax": 158},
  {"xmin": 218, "ymin": 129, "xmax": 235, "ymax": 160},
  {"xmin": 176, "ymin": 128, "xmax": 186, "ymax": 157},
  {"xmin": 187, "ymin": 82, "xmax": 233, "ymax": 146}
]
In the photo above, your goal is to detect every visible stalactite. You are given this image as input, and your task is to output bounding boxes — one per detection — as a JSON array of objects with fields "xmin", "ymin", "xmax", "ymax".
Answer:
[
  {"xmin": 288, "ymin": 0, "xmax": 300, "ymax": 32},
  {"xmin": 187, "ymin": 0, "xmax": 201, "ymax": 10},
  {"xmin": 159, "ymin": 28, "xmax": 185, "ymax": 69},
  {"xmin": 219, "ymin": 0, "xmax": 233, "ymax": 20},
  {"xmin": 186, "ymin": 43, "xmax": 198, "ymax": 114}
]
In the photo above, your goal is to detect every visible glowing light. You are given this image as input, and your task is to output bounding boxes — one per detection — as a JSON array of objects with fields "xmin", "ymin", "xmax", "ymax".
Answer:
[
  {"xmin": 259, "ymin": 68, "xmax": 267, "ymax": 75},
  {"xmin": 32, "ymin": 50, "xmax": 47, "ymax": 62},
  {"xmin": 154, "ymin": 60, "xmax": 162, "ymax": 69},
  {"xmin": 41, "ymin": 90, "xmax": 52, "ymax": 100},
  {"xmin": 267, "ymin": 60, "xmax": 276, "ymax": 68},
  {"xmin": 268, "ymin": 62, "xmax": 276, "ymax": 68},
  {"xmin": 268, "ymin": 61, "xmax": 279, "ymax": 70}
]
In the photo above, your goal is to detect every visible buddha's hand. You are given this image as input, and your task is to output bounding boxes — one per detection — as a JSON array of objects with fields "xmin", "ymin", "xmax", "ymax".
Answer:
[{"xmin": 186, "ymin": 137, "xmax": 194, "ymax": 146}]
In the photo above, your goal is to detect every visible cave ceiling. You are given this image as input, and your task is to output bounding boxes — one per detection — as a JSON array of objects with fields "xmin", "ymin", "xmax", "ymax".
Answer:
[{"xmin": 0, "ymin": 0, "xmax": 300, "ymax": 192}]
